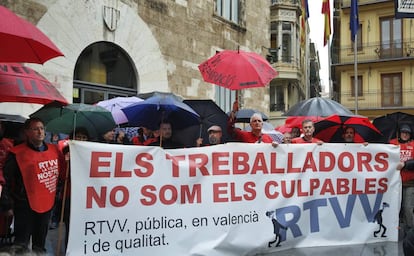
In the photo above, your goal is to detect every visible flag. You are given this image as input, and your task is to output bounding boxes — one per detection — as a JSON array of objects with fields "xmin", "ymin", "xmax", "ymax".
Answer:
[
  {"xmin": 322, "ymin": 0, "xmax": 331, "ymax": 46},
  {"xmin": 303, "ymin": 0, "xmax": 309, "ymax": 20},
  {"xmin": 350, "ymin": 0, "xmax": 359, "ymax": 42}
]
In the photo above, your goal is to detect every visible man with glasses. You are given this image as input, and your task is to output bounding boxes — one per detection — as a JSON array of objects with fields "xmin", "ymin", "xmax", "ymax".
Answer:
[
  {"xmin": 291, "ymin": 119, "xmax": 323, "ymax": 144},
  {"xmin": 0, "ymin": 117, "xmax": 65, "ymax": 254}
]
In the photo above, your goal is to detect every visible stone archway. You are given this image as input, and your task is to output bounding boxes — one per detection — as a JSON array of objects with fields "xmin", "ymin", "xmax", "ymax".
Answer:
[{"xmin": 34, "ymin": 0, "xmax": 169, "ymax": 102}]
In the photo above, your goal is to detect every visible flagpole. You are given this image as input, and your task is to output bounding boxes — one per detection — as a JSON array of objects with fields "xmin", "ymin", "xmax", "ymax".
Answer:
[
  {"xmin": 327, "ymin": 0, "xmax": 332, "ymax": 99},
  {"xmin": 328, "ymin": 39, "xmax": 332, "ymax": 98},
  {"xmin": 305, "ymin": 25, "xmax": 310, "ymax": 99},
  {"xmin": 350, "ymin": 0, "xmax": 359, "ymax": 115},
  {"xmin": 322, "ymin": 0, "xmax": 331, "ymax": 98},
  {"xmin": 354, "ymin": 33, "xmax": 358, "ymax": 115}
]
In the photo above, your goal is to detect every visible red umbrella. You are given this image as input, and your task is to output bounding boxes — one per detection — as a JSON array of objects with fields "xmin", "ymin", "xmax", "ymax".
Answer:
[
  {"xmin": 0, "ymin": 63, "xmax": 68, "ymax": 105},
  {"xmin": 314, "ymin": 114, "xmax": 382, "ymax": 143},
  {"xmin": 275, "ymin": 124, "xmax": 291, "ymax": 133},
  {"xmin": 0, "ymin": 6, "xmax": 63, "ymax": 64},
  {"xmin": 198, "ymin": 49, "xmax": 278, "ymax": 90}
]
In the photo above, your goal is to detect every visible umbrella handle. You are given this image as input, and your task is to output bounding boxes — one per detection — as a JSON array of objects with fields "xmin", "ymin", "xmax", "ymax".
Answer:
[
  {"xmin": 232, "ymin": 99, "xmax": 239, "ymax": 112},
  {"xmin": 159, "ymin": 111, "xmax": 165, "ymax": 147},
  {"xmin": 72, "ymin": 111, "xmax": 77, "ymax": 139},
  {"xmin": 199, "ymin": 123, "xmax": 203, "ymax": 138}
]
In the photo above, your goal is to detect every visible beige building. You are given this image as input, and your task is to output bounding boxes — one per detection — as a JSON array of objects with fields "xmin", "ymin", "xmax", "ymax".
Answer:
[
  {"xmin": 332, "ymin": 0, "xmax": 414, "ymax": 118},
  {"xmin": 0, "ymin": 0, "xmax": 274, "ymax": 117},
  {"xmin": 268, "ymin": 0, "xmax": 321, "ymax": 124}
]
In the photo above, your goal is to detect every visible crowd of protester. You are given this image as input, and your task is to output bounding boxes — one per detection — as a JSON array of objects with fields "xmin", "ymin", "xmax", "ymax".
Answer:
[{"xmin": 0, "ymin": 104, "xmax": 412, "ymax": 255}]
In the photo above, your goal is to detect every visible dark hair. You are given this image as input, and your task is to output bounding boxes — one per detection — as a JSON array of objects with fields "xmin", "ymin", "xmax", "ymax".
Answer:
[
  {"xmin": 23, "ymin": 117, "xmax": 44, "ymax": 130},
  {"xmin": 342, "ymin": 126, "xmax": 355, "ymax": 133},
  {"xmin": 70, "ymin": 127, "xmax": 90, "ymax": 139}
]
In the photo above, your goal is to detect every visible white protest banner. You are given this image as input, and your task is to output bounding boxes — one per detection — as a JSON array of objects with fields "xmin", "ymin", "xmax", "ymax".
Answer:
[{"xmin": 67, "ymin": 141, "xmax": 401, "ymax": 256}]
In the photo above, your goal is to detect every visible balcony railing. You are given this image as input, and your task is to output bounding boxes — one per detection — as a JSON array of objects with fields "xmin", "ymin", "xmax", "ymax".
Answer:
[
  {"xmin": 331, "ymin": 40, "xmax": 414, "ymax": 65},
  {"xmin": 271, "ymin": 0, "xmax": 301, "ymax": 6},
  {"xmin": 337, "ymin": 89, "xmax": 414, "ymax": 110},
  {"xmin": 340, "ymin": 0, "xmax": 392, "ymax": 8},
  {"xmin": 266, "ymin": 53, "xmax": 301, "ymax": 69},
  {"xmin": 270, "ymin": 103, "xmax": 285, "ymax": 112}
]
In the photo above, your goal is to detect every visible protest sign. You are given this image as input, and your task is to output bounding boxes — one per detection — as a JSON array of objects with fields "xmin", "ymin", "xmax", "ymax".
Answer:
[{"xmin": 67, "ymin": 141, "xmax": 401, "ymax": 255}]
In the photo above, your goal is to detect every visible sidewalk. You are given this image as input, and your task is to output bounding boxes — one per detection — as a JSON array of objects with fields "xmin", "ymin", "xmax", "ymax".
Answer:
[
  {"xmin": 258, "ymin": 241, "xmax": 404, "ymax": 256},
  {"xmin": 46, "ymin": 229, "xmax": 404, "ymax": 256},
  {"xmin": 0, "ymin": 227, "xmax": 406, "ymax": 256}
]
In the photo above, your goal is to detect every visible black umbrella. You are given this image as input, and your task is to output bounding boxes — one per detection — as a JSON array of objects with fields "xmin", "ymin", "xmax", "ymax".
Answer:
[
  {"xmin": 0, "ymin": 113, "xmax": 26, "ymax": 123},
  {"xmin": 137, "ymin": 91, "xmax": 184, "ymax": 101},
  {"xmin": 284, "ymin": 97, "xmax": 354, "ymax": 117},
  {"xmin": 228, "ymin": 108, "xmax": 269, "ymax": 123},
  {"xmin": 173, "ymin": 100, "xmax": 229, "ymax": 147},
  {"xmin": 372, "ymin": 112, "xmax": 414, "ymax": 143},
  {"xmin": 0, "ymin": 113, "xmax": 26, "ymax": 143}
]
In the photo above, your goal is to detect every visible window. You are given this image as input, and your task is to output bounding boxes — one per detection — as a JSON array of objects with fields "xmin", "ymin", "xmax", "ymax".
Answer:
[
  {"xmin": 350, "ymin": 75, "xmax": 363, "ymax": 97},
  {"xmin": 215, "ymin": 0, "xmax": 239, "ymax": 23},
  {"xmin": 215, "ymin": 86, "xmax": 236, "ymax": 113},
  {"xmin": 381, "ymin": 73, "xmax": 402, "ymax": 107},
  {"xmin": 281, "ymin": 22, "xmax": 292, "ymax": 63},
  {"xmin": 270, "ymin": 85, "xmax": 284, "ymax": 112},
  {"xmin": 73, "ymin": 42, "xmax": 137, "ymax": 104},
  {"xmin": 380, "ymin": 17, "xmax": 402, "ymax": 58},
  {"xmin": 269, "ymin": 21, "xmax": 278, "ymax": 63}
]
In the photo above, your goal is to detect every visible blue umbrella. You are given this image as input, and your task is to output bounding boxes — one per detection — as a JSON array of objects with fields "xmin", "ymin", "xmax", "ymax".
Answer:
[{"xmin": 121, "ymin": 92, "xmax": 200, "ymax": 130}]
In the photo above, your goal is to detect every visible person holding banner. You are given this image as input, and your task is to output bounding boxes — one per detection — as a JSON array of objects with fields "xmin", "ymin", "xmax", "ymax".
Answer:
[
  {"xmin": 291, "ymin": 120, "xmax": 323, "ymax": 144},
  {"xmin": 282, "ymin": 131, "xmax": 292, "ymax": 144},
  {"xmin": 0, "ymin": 118, "xmax": 65, "ymax": 254},
  {"xmin": 342, "ymin": 126, "xmax": 357, "ymax": 143},
  {"xmin": 390, "ymin": 124, "xmax": 414, "ymax": 236},
  {"xmin": 196, "ymin": 125, "xmax": 224, "ymax": 146},
  {"xmin": 132, "ymin": 126, "xmax": 154, "ymax": 145},
  {"xmin": 341, "ymin": 126, "xmax": 368, "ymax": 145},
  {"xmin": 99, "ymin": 127, "xmax": 130, "ymax": 144},
  {"xmin": 228, "ymin": 112, "xmax": 273, "ymax": 144},
  {"xmin": 148, "ymin": 122, "xmax": 183, "ymax": 149},
  {"xmin": 58, "ymin": 127, "xmax": 91, "ymax": 253}
]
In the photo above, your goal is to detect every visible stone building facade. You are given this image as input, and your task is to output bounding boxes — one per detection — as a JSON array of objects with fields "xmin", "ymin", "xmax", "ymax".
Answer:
[{"xmin": 0, "ymin": 0, "xmax": 272, "ymax": 116}]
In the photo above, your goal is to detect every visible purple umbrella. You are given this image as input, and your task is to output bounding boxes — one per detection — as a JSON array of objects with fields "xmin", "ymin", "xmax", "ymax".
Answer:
[{"xmin": 96, "ymin": 96, "xmax": 143, "ymax": 125}]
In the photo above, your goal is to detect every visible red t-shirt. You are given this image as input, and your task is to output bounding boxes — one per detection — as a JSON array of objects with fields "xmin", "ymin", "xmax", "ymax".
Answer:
[
  {"xmin": 231, "ymin": 129, "xmax": 273, "ymax": 143},
  {"xmin": 227, "ymin": 118, "xmax": 273, "ymax": 143},
  {"xmin": 390, "ymin": 138, "xmax": 414, "ymax": 183},
  {"xmin": 291, "ymin": 137, "xmax": 323, "ymax": 144}
]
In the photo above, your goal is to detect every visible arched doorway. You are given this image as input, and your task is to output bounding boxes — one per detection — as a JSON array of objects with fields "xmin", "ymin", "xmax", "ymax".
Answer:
[{"xmin": 73, "ymin": 41, "xmax": 137, "ymax": 104}]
